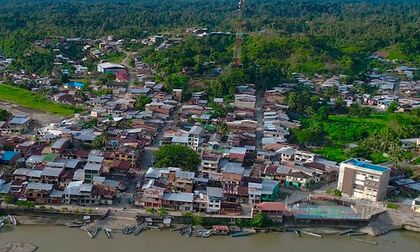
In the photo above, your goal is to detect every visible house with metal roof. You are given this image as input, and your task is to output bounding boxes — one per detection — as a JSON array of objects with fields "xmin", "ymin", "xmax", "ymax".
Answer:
[
  {"xmin": 0, "ymin": 151, "xmax": 19, "ymax": 164},
  {"xmin": 24, "ymin": 182, "xmax": 53, "ymax": 204},
  {"xmin": 163, "ymin": 192, "xmax": 194, "ymax": 211},
  {"xmin": 83, "ymin": 162, "xmax": 103, "ymax": 183},
  {"xmin": 1, "ymin": 115, "xmax": 31, "ymax": 134},
  {"xmin": 41, "ymin": 167, "xmax": 64, "ymax": 185}
]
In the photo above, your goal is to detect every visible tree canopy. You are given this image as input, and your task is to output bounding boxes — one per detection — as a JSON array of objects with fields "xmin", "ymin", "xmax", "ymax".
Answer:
[
  {"xmin": 135, "ymin": 95, "xmax": 152, "ymax": 111},
  {"xmin": 155, "ymin": 144, "xmax": 201, "ymax": 172},
  {"xmin": 0, "ymin": 109, "xmax": 12, "ymax": 121}
]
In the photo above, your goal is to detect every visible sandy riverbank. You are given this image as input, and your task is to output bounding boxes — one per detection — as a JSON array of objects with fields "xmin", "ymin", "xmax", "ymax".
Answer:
[{"xmin": 7, "ymin": 208, "xmax": 420, "ymax": 237}]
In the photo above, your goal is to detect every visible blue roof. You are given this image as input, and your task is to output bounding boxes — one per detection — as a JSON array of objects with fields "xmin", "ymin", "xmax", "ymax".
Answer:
[
  {"xmin": 65, "ymin": 82, "xmax": 85, "ymax": 88},
  {"xmin": 344, "ymin": 159, "xmax": 388, "ymax": 172},
  {"xmin": 1, "ymin": 151, "xmax": 18, "ymax": 161},
  {"xmin": 9, "ymin": 116, "xmax": 30, "ymax": 125}
]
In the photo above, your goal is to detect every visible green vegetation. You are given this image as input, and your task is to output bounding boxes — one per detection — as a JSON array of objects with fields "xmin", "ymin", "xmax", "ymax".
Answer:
[
  {"xmin": 386, "ymin": 202, "xmax": 400, "ymax": 210},
  {"xmin": 135, "ymin": 95, "xmax": 152, "ymax": 111},
  {"xmin": 3, "ymin": 194, "xmax": 14, "ymax": 204},
  {"xmin": 313, "ymin": 146, "xmax": 347, "ymax": 163},
  {"xmin": 146, "ymin": 208, "xmax": 157, "ymax": 215},
  {"xmin": 0, "ymin": 84, "xmax": 82, "ymax": 115},
  {"xmin": 387, "ymin": 101, "xmax": 399, "ymax": 113},
  {"xmin": 16, "ymin": 200, "xmax": 35, "ymax": 209},
  {"xmin": 326, "ymin": 188, "xmax": 343, "ymax": 198},
  {"xmin": 236, "ymin": 212, "xmax": 270, "ymax": 228},
  {"xmin": 158, "ymin": 207, "xmax": 169, "ymax": 217},
  {"xmin": 0, "ymin": 0, "xmax": 418, "ymax": 87},
  {"xmin": 82, "ymin": 118, "xmax": 98, "ymax": 129},
  {"xmin": 289, "ymin": 90, "xmax": 420, "ymax": 165},
  {"xmin": 0, "ymin": 109, "xmax": 12, "ymax": 121},
  {"xmin": 192, "ymin": 214, "xmax": 204, "ymax": 226},
  {"xmin": 92, "ymin": 132, "xmax": 109, "ymax": 149},
  {"xmin": 155, "ymin": 144, "xmax": 201, "ymax": 172},
  {"xmin": 103, "ymin": 51, "xmax": 125, "ymax": 63}
]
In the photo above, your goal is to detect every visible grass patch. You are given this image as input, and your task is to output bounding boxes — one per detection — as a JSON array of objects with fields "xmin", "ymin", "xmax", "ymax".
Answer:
[
  {"xmin": 384, "ymin": 44, "xmax": 407, "ymax": 61},
  {"xmin": 386, "ymin": 202, "xmax": 400, "ymax": 209},
  {"xmin": 369, "ymin": 152, "xmax": 389, "ymax": 164},
  {"xmin": 102, "ymin": 51, "xmax": 125, "ymax": 63},
  {"xmin": 0, "ymin": 84, "xmax": 82, "ymax": 116},
  {"xmin": 314, "ymin": 145, "xmax": 347, "ymax": 162},
  {"xmin": 312, "ymin": 113, "xmax": 416, "ymax": 163}
]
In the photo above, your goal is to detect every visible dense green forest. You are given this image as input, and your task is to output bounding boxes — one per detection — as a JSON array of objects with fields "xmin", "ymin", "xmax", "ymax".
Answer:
[{"xmin": 0, "ymin": 0, "xmax": 418, "ymax": 80}]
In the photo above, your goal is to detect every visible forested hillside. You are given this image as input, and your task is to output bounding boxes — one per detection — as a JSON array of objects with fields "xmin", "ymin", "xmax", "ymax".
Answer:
[{"xmin": 0, "ymin": 0, "xmax": 418, "ymax": 79}]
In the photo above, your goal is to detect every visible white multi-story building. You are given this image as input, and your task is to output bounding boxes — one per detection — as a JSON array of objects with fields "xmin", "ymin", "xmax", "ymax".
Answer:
[
  {"xmin": 188, "ymin": 125, "xmax": 204, "ymax": 150},
  {"xmin": 338, "ymin": 159, "xmax": 390, "ymax": 202},
  {"xmin": 206, "ymin": 187, "xmax": 223, "ymax": 213}
]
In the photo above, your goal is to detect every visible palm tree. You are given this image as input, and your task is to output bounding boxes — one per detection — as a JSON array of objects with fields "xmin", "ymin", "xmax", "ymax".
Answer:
[{"xmin": 92, "ymin": 132, "xmax": 109, "ymax": 149}]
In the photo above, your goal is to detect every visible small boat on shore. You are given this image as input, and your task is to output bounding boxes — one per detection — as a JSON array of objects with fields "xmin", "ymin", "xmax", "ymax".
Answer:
[
  {"xmin": 180, "ymin": 226, "xmax": 192, "ymax": 237},
  {"xmin": 347, "ymin": 232, "xmax": 366, "ymax": 236},
  {"xmin": 134, "ymin": 224, "xmax": 145, "ymax": 236},
  {"xmin": 84, "ymin": 228, "xmax": 94, "ymax": 238},
  {"xmin": 8, "ymin": 215, "xmax": 17, "ymax": 226},
  {"xmin": 92, "ymin": 227, "xmax": 101, "ymax": 238},
  {"xmin": 202, "ymin": 230, "xmax": 213, "ymax": 238},
  {"xmin": 68, "ymin": 224, "xmax": 83, "ymax": 228},
  {"xmin": 105, "ymin": 228, "xmax": 112, "ymax": 239},
  {"xmin": 295, "ymin": 230, "xmax": 301, "ymax": 237},
  {"xmin": 352, "ymin": 238, "xmax": 377, "ymax": 245},
  {"xmin": 301, "ymin": 230, "xmax": 322, "ymax": 238},
  {"xmin": 231, "ymin": 231, "xmax": 253, "ymax": 237},
  {"xmin": 338, "ymin": 229, "xmax": 353, "ymax": 236}
]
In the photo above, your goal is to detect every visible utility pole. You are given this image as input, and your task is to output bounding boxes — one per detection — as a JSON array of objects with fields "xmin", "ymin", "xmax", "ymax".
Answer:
[{"xmin": 232, "ymin": 0, "xmax": 244, "ymax": 68}]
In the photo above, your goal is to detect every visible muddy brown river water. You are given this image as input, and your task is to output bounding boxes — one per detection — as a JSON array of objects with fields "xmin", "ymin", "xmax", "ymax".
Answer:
[{"xmin": 1, "ymin": 225, "xmax": 419, "ymax": 252}]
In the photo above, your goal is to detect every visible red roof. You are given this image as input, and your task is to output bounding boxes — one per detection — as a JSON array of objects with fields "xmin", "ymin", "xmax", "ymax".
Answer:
[
  {"xmin": 115, "ymin": 70, "xmax": 129, "ymax": 81},
  {"xmin": 255, "ymin": 202, "xmax": 287, "ymax": 212},
  {"xmin": 263, "ymin": 165, "xmax": 278, "ymax": 175}
]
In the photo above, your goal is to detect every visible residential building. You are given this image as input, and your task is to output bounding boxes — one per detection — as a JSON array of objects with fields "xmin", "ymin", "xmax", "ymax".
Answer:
[
  {"xmin": 24, "ymin": 182, "xmax": 53, "ymax": 204},
  {"xmin": 206, "ymin": 187, "xmax": 223, "ymax": 213},
  {"xmin": 162, "ymin": 192, "xmax": 194, "ymax": 211},
  {"xmin": 200, "ymin": 152, "xmax": 221, "ymax": 174},
  {"xmin": 142, "ymin": 188, "xmax": 165, "ymax": 208},
  {"xmin": 285, "ymin": 171, "xmax": 314, "ymax": 190},
  {"xmin": 1, "ymin": 116, "xmax": 31, "ymax": 134},
  {"xmin": 234, "ymin": 94, "xmax": 256, "ymax": 110},
  {"xmin": 84, "ymin": 162, "xmax": 103, "ymax": 183},
  {"xmin": 63, "ymin": 181, "xmax": 100, "ymax": 206},
  {"xmin": 188, "ymin": 125, "xmax": 204, "ymax": 150},
  {"xmin": 337, "ymin": 159, "xmax": 390, "ymax": 201},
  {"xmin": 252, "ymin": 202, "xmax": 289, "ymax": 223},
  {"xmin": 51, "ymin": 138, "xmax": 70, "ymax": 153}
]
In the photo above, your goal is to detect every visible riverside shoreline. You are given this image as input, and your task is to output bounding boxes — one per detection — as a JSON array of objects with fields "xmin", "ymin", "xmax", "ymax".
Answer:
[
  {"xmin": 2, "ymin": 225, "xmax": 420, "ymax": 252},
  {"xmin": 3, "ymin": 208, "xmax": 420, "ymax": 238}
]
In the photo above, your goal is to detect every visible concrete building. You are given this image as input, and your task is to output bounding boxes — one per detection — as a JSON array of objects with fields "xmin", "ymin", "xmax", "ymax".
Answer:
[
  {"xmin": 206, "ymin": 187, "xmax": 223, "ymax": 213},
  {"xmin": 188, "ymin": 125, "xmax": 204, "ymax": 150},
  {"xmin": 337, "ymin": 159, "xmax": 390, "ymax": 202}
]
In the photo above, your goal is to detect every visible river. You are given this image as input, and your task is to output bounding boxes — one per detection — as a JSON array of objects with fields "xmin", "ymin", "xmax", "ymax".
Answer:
[{"xmin": 1, "ymin": 226, "xmax": 419, "ymax": 252}]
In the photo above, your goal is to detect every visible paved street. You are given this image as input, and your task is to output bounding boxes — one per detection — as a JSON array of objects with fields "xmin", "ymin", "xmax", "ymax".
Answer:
[{"xmin": 255, "ymin": 89, "xmax": 265, "ymax": 151}]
